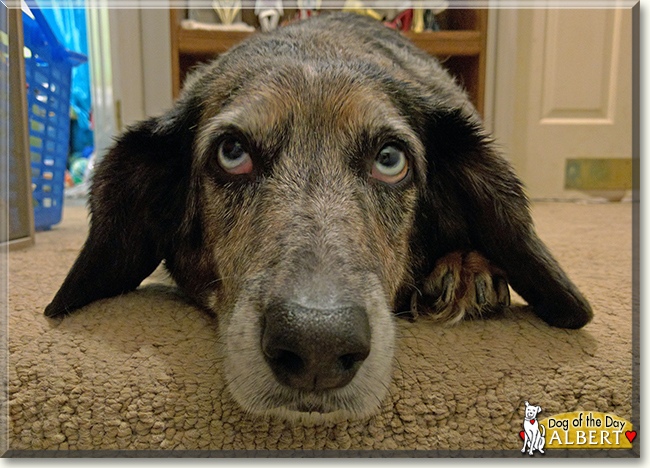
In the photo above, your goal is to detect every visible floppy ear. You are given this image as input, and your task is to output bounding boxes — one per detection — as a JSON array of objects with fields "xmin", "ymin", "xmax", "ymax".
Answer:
[
  {"xmin": 44, "ymin": 100, "xmax": 201, "ymax": 317},
  {"xmin": 420, "ymin": 109, "xmax": 592, "ymax": 329}
]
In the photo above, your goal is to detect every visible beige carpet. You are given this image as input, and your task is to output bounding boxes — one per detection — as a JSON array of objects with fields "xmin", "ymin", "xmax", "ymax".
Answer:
[{"xmin": 6, "ymin": 201, "xmax": 634, "ymax": 453}]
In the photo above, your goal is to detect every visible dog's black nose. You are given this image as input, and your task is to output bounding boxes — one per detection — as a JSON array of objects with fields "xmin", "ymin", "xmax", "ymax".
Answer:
[{"xmin": 261, "ymin": 301, "xmax": 371, "ymax": 392}]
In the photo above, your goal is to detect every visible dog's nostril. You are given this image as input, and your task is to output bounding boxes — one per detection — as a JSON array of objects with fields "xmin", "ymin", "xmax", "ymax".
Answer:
[
  {"xmin": 338, "ymin": 352, "xmax": 367, "ymax": 372},
  {"xmin": 261, "ymin": 300, "xmax": 371, "ymax": 392},
  {"xmin": 339, "ymin": 354, "xmax": 355, "ymax": 372},
  {"xmin": 272, "ymin": 349, "xmax": 304, "ymax": 374}
]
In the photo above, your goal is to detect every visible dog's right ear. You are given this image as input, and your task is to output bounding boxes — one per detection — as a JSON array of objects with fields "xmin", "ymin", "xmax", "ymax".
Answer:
[{"xmin": 44, "ymin": 97, "xmax": 202, "ymax": 317}]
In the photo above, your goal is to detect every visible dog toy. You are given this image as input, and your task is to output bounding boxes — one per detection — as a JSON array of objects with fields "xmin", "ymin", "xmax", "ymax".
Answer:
[
  {"xmin": 255, "ymin": 0, "xmax": 283, "ymax": 32},
  {"xmin": 385, "ymin": 9, "xmax": 413, "ymax": 32},
  {"xmin": 297, "ymin": 0, "xmax": 319, "ymax": 20},
  {"xmin": 212, "ymin": 0, "xmax": 242, "ymax": 26},
  {"xmin": 342, "ymin": 0, "xmax": 382, "ymax": 21},
  {"xmin": 412, "ymin": 1, "xmax": 425, "ymax": 33}
]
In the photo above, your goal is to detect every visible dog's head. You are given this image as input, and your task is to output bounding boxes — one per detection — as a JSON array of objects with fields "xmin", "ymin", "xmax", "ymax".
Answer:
[
  {"xmin": 163, "ymin": 52, "xmax": 432, "ymax": 418},
  {"xmin": 524, "ymin": 401, "xmax": 543, "ymax": 420},
  {"xmin": 46, "ymin": 14, "xmax": 592, "ymax": 420}
]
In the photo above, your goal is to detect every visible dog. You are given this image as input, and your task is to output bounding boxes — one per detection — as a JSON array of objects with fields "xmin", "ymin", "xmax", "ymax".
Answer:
[
  {"xmin": 45, "ymin": 12, "xmax": 592, "ymax": 420},
  {"xmin": 522, "ymin": 401, "xmax": 546, "ymax": 455}
]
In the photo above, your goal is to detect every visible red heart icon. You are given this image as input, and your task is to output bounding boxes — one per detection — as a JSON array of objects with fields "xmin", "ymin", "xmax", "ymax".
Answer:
[
  {"xmin": 520, "ymin": 431, "xmax": 525, "ymax": 440},
  {"xmin": 530, "ymin": 420, "xmax": 535, "ymax": 424},
  {"xmin": 625, "ymin": 431, "xmax": 636, "ymax": 443}
]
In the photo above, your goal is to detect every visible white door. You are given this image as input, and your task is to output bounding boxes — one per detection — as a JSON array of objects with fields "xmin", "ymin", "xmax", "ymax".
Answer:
[{"xmin": 490, "ymin": 8, "xmax": 633, "ymax": 200}]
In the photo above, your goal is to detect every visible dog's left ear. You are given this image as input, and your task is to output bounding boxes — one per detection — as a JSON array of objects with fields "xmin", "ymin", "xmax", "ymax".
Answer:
[
  {"xmin": 420, "ymin": 109, "xmax": 592, "ymax": 329},
  {"xmin": 45, "ymin": 98, "xmax": 202, "ymax": 317}
]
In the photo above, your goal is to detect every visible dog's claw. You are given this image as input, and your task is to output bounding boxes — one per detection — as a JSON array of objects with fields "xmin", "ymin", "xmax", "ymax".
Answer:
[
  {"xmin": 475, "ymin": 276, "xmax": 487, "ymax": 305},
  {"xmin": 419, "ymin": 251, "xmax": 511, "ymax": 324},
  {"xmin": 495, "ymin": 276, "xmax": 511, "ymax": 307},
  {"xmin": 441, "ymin": 271, "xmax": 455, "ymax": 304}
]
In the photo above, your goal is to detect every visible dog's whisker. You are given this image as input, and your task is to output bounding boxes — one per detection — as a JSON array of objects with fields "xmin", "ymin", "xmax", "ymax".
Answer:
[
  {"xmin": 395, "ymin": 326, "xmax": 444, "ymax": 362},
  {"xmin": 401, "ymin": 280, "xmax": 423, "ymax": 298},
  {"xmin": 203, "ymin": 275, "xmax": 239, "ymax": 288},
  {"xmin": 391, "ymin": 356, "xmax": 419, "ymax": 386}
]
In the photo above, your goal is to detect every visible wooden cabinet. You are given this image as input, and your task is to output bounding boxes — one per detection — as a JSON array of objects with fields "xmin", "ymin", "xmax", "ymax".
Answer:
[{"xmin": 170, "ymin": 8, "xmax": 488, "ymax": 115}]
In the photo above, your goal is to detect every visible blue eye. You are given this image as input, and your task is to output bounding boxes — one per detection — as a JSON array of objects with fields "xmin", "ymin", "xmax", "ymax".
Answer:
[
  {"xmin": 218, "ymin": 138, "xmax": 253, "ymax": 174},
  {"xmin": 372, "ymin": 145, "xmax": 408, "ymax": 183}
]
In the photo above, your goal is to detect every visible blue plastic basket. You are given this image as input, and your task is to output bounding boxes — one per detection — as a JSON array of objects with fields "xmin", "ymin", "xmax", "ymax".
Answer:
[{"xmin": 22, "ymin": 5, "xmax": 87, "ymax": 230}]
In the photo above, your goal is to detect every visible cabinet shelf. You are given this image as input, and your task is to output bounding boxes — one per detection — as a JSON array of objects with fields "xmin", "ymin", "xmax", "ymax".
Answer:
[
  {"xmin": 171, "ymin": 9, "xmax": 488, "ymax": 113},
  {"xmin": 178, "ymin": 28, "xmax": 252, "ymax": 55},
  {"xmin": 178, "ymin": 27, "xmax": 482, "ymax": 57},
  {"xmin": 402, "ymin": 30, "xmax": 482, "ymax": 56}
]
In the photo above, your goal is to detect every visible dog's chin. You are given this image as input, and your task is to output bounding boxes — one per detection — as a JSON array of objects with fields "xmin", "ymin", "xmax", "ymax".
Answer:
[
  {"xmin": 259, "ymin": 405, "xmax": 353, "ymax": 425},
  {"xmin": 232, "ymin": 390, "xmax": 382, "ymax": 424}
]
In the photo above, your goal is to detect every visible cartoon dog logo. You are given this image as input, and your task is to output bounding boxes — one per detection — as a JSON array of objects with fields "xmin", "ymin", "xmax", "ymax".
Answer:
[{"xmin": 521, "ymin": 401, "xmax": 546, "ymax": 455}]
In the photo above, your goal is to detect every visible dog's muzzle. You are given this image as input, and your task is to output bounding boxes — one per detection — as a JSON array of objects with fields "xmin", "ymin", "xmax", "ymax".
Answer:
[{"xmin": 261, "ymin": 300, "xmax": 371, "ymax": 392}]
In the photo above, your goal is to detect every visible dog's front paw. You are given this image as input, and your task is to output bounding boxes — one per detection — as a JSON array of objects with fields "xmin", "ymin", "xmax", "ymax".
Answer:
[{"xmin": 418, "ymin": 251, "xmax": 510, "ymax": 324}]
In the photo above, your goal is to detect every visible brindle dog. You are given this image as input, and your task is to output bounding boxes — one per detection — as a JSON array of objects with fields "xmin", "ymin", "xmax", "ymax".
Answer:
[{"xmin": 46, "ymin": 13, "xmax": 592, "ymax": 420}]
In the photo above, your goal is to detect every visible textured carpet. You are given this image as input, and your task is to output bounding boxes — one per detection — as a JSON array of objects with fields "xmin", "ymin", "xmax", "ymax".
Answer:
[{"xmin": 6, "ymin": 201, "xmax": 633, "ymax": 452}]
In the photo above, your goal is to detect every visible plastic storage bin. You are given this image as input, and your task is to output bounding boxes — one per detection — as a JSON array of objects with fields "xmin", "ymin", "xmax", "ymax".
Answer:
[{"xmin": 22, "ymin": 6, "xmax": 87, "ymax": 230}]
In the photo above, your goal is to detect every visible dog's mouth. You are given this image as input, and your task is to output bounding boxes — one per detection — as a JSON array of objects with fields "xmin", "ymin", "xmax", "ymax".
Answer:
[
  {"xmin": 250, "ymin": 369, "xmax": 378, "ymax": 418},
  {"xmin": 261, "ymin": 391, "xmax": 361, "ymax": 422},
  {"xmin": 294, "ymin": 404, "xmax": 326, "ymax": 413},
  {"xmin": 285, "ymin": 402, "xmax": 329, "ymax": 414}
]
